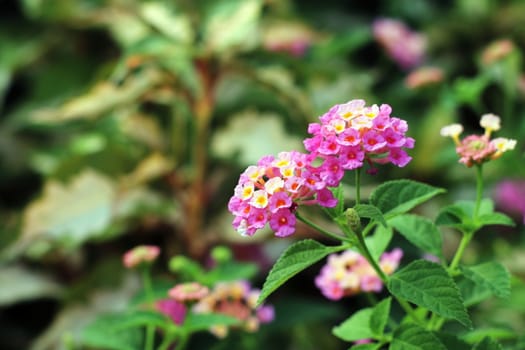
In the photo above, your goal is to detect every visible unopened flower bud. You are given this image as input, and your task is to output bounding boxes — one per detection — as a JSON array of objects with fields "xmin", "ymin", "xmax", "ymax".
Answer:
[
  {"xmin": 344, "ymin": 208, "xmax": 361, "ymax": 233},
  {"xmin": 122, "ymin": 245, "xmax": 160, "ymax": 269},
  {"xmin": 211, "ymin": 246, "xmax": 232, "ymax": 264}
]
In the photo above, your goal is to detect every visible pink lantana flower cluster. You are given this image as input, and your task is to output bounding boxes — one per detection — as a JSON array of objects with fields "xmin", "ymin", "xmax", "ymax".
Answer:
[
  {"xmin": 315, "ymin": 248, "xmax": 403, "ymax": 300},
  {"xmin": 228, "ymin": 151, "xmax": 338, "ymax": 237},
  {"xmin": 441, "ymin": 114, "xmax": 516, "ymax": 167},
  {"xmin": 157, "ymin": 281, "xmax": 211, "ymax": 326},
  {"xmin": 229, "ymin": 100, "xmax": 414, "ymax": 237},
  {"xmin": 193, "ymin": 280, "xmax": 274, "ymax": 338},
  {"xmin": 122, "ymin": 245, "xmax": 160, "ymax": 269},
  {"xmin": 304, "ymin": 99, "xmax": 415, "ymax": 178}
]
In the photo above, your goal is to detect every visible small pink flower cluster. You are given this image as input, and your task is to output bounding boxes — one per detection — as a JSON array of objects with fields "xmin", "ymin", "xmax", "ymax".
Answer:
[
  {"xmin": 157, "ymin": 281, "xmax": 211, "ymax": 326},
  {"xmin": 304, "ymin": 99, "xmax": 415, "ymax": 178},
  {"xmin": 122, "ymin": 245, "xmax": 160, "ymax": 269},
  {"xmin": 405, "ymin": 66, "xmax": 444, "ymax": 89},
  {"xmin": 169, "ymin": 282, "xmax": 210, "ymax": 303},
  {"xmin": 372, "ymin": 18, "xmax": 427, "ymax": 70},
  {"xmin": 441, "ymin": 114, "xmax": 516, "ymax": 167},
  {"xmin": 193, "ymin": 280, "xmax": 274, "ymax": 338},
  {"xmin": 481, "ymin": 38, "xmax": 516, "ymax": 66},
  {"xmin": 315, "ymin": 248, "xmax": 403, "ymax": 300},
  {"xmin": 228, "ymin": 151, "xmax": 338, "ymax": 237}
]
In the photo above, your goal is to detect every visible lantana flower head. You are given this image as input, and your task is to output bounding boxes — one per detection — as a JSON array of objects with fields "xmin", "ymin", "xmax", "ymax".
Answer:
[
  {"xmin": 481, "ymin": 38, "xmax": 516, "ymax": 66},
  {"xmin": 122, "ymin": 245, "xmax": 160, "ymax": 269},
  {"xmin": 168, "ymin": 282, "xmax": 209, "ymax": 303},
  {"xmin": 156, "ymin": 299, "xmax": 187, "ymax": 325},
  {"xmin": 193, "ymin": 280, "xmax": 274, "ymax": 338},
  {"xmin": 405, "ymin": 66, "xmax": 444, "ymax": 89},
  {"xmin": 315, "ymin": 248, "xmax": 403, "ymax": 300},
  {"xmin": 441, "ymin": 114, "xmax": 516, "ymax": 167},
  {"xmin": 304, "ymin": 99, "xmax": 414, "ymax": 176},
  {"xmin": 229, "ymin": 150, "xmax": 337, "ymax": 237}
]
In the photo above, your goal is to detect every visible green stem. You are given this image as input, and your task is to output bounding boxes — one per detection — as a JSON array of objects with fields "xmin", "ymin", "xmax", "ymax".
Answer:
[
  {"xmin": 157, "ymin": 327, "xmax": 178, "ymax": 350},
  {"xmin": 355, "ymin": 231, "xmax": 422, "ymax": 325},
  {"xmin": 355, "ymin": 232, "xmax": 388, "ymax": 282},
  {"xmin": 296, "ymin": 212, "xmax": 353, "ymax": 243},
  {"xmin": 173, "ymin": 333, "xmax": 189, "ymax": 350},
  {"xmin": 474, "ymin": 164, "xmax": 484, "ymax": 218},
  {"xmin": 141, "ymin": 267, "xmax": 155, "ymax": 350},
  {"xmin": 361, "ymin": 221, "xmax": 377, "ymax": 238},
  {"xmin": 448, "ymin": 231, "xmax": 474, "ymax": 275},
  {"xmin": 448, "ymin": 165, "xmax": 483, "ymax": 275}
]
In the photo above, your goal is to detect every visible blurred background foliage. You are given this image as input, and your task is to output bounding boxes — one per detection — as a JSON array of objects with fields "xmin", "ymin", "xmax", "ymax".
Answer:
[{"xmin": 1, "ymin": 0, "xmax": 525, "ymax": 349}]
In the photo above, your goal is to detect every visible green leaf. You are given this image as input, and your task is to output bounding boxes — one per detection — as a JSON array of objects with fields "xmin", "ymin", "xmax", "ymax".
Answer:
[
  {"xmin": 182, "ymin": 313, "xmax": 240, "ymax": 333},
  {"xmin": 203, "ymin": 0, "xmax": 262, "ymax": 53},
  {"xmin": 81, "ymin": 313, "xmax": 143, "ymax": 350},
  {"xmin": 387, "ymin": 260, "xmax": 471, "ymax": 328},
  {"xmin": 267, "ymin": 297, "xmax": 344, "ymax": 329},
  {"xmin": 32, "ymin": 72, "xmax": 162, "ymax": 122},
  {"xmin": 370, "ymin": 180, "xmax": 445, "ymax": 217},
  {"xmin": 472, "ymin": 336, "xmax": 504, "ymax": 350},
  {"xmin": 476, "ymin": 212, "xmax": 515, "ymax": 227},
  {"xmin": 257, "ymin": 239, "xmax": 342, "ymax": 305},
  {"xmin": 365, "ymin": 225, "xmax": 393, "ymax": 261},
  {"xmin": 389, "ymin": 214, "xmax": 443, "ymax": 259},
  {"xmin": 211, "ymin": 110, "xmax": 304, "ymax": 166},
  {"xmin": 435, "ymin": 203, "xmax": 476, "ymax": 232},
  {"xmin": 461, "ymin": 262, "xmax": 510, "ymax": 299},
  {"xmin": 370, "ymin": 297, "xmax": 391, "ymax": 337},
  {"xmin": 436, "ymin": 199, "xmax": 514, "ymax": 231},
  {"xmin": 456, "ymin": 276, "xmax": 493, "ymax": 307},
  {"xmin": 462, "ymin": 328, "xmax": 516, "ymax": 344},
  {"xmin": 203, "ymin": 261, "xmax": 259, "ymax": 284},
  {"xmin": 114, "ymin": 310, "xmax": 167, "ymax": 329},
  {"xmin": 0, "ymin": 265, "xmax": 63, "ymax": 306},
  {"xmin": 390, "ymin": 323, "xmax": 446, "ymax": 350},
  {"xmin": 453, "ymin": 76, "xmax": 490, "ymax": 109},
  {"xmin": 139, "ymin": 2, "xmax": 193, "ymax": 44},
  {"xmin": 354, "ymin": 204, "xmax": 387, "ymax": 228},
  {"xmin": 168, "ymin": 255, "xmax": 206, "ymax": 282},
  {"xmin": 434, "ymin": 332, "xmax": 471, "ymax": 350},
  {"xmin": 333, "ymin": 308, "xmax": 374, "ymax": 342},
  {"xmin": 21, "ymin": 170, "xmax": 116, "ymax": 247}
]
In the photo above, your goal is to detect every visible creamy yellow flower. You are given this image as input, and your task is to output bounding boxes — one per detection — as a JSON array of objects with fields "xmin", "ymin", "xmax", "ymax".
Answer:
[
  {"xmin": 440, "ymin": 123, "xmax": 463, "ymax": 145},
  {"xmin": 480, "ymin": 113, "xmax": 501, "ymax": 137}
]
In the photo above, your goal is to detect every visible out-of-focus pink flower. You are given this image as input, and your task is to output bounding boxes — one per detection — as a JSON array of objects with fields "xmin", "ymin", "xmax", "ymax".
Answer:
[
  {"xmin": 156, "ymin": 299, "xmax": 187, "ymax": 325},
  {"xmin": 405, "ymin": 67, "xmax": 444, "ymax": 89},
  {"xmin": 193, "ymin": 281, "xmax": 274, "ymax": 338},
  {"xmin": 122, "ymin": 245, "xmax": 160, "ymax": 269},
  {"xmin": 168, "ymin": 282, "xmax": 209, "ymax": 303},
  {"xmin": 315, "ymin": 248, "xmax": 403, "ymax": 300},
  {"xmin": 441, "ymin": 114, "xmax": 516, "ymax": 167},
  {"xmin": 262, "ymin": 21, "xmax": 317, "ymax": 57},
  {"xmin": 373, "ymin": 18, "xmax": 427, "ymax": 69},
  {"xmin": 456, "ymin": 135, "xmax": 497, "ymax": 167},
  {"xmin": 481, "ymin": 38, "xmax": 516, "ymax": 66},
  {"xmin": 494, "ymin": 180, "xmax": 525, "ymax": 224}
]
